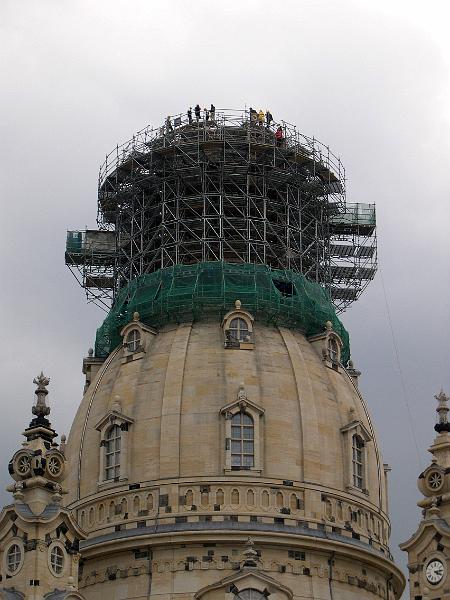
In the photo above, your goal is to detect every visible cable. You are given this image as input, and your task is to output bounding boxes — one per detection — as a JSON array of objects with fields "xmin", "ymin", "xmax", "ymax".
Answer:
[{"xmin": 379, "ymin": 265, "xmax": 422, "ymax": 469}]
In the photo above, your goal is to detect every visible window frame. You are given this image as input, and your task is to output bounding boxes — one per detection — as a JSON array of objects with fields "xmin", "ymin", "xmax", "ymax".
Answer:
[
  {"xmin": 222, "ymin": 305, "xmax": 254, "ymax": 350},
  {"xmin": 104, "ymin": 424, "xmax": 122, "ymax": 481},
  {"xmin": 229, "ymin": 317, "xmax": 250, "ymax": 343},
  {"xmin": 231, "ymin": 411, "xmax": 255, "ymax": 468},
  {"xmin": 4, "ymin": 541, "xmax": 24, "ymax": 576},
  {"xmin": 48, "ymin": 541, "xmax": 66, "ymax": 578},
  {"xmin": 220, "ymin": 388, "xmax": 264, "ymax": 475},
  {"xmin": 125, "ymin": 328, "xmax": 141, "ymax": 353},
  {"xmin": 352, "ymin": 434, "xmax": 365, "ymax": 489},
  {"xmin": 95, "ymin": 408, "xmax": 134, "ymax": 488},
  {"xmin": 340, "ymin": 420, "xmax": 371, "ymax": 494}
]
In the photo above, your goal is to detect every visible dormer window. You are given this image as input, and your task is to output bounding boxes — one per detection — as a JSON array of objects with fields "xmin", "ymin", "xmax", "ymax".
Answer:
[
  {"xmin": 308, "ymin": 321, "xmax": 343, "ymax": 370},
  {"xmin": 120, "ymin": 312, "xmax": 157, "ymax": 364},
  {"xmin": 229, "ymin": 317, "xmax": 250, "ymax": 343},
  {"xmin": 328, "ymin": 337, "xmax": 339, "ymax": 364},
  {"xmin": 222, "ymin": 300, "xmax": 254, "ymax": 350},
  {"xmin": 126, "ymin": 329, "xmax": 141, "ymax": 352}
]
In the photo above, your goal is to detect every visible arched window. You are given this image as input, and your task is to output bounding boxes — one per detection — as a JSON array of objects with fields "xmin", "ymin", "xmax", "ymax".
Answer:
[
  {"xmin": 126, "ymin": 329, "xmax": 141, "ymax": 352},
  {"xmin": 328, "ymin": 337, "xmax": 339, "ymax": 363},
  {"xmin": 229, "ymin": 317, "xmax": 249, "ymax": 342},
  {"xmin": 234, "ymin": 589, "xmax": 266, "ymax": 600},
  {"xmin": 352, "ymin": 434, "xmax": 364, "ymax": 489},
  {"xmin": 105, "ymin": 424, "xmax": 121, "ymax": 480},
  {"xmin": 231, "ymin": 412, "xmax": 254, "ymax": 468}
]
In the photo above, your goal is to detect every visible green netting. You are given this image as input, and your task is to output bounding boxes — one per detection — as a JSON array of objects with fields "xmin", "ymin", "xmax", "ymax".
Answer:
[{"xmin": 95, "ymin": 262, "xmax": 350, "ymax": 363}]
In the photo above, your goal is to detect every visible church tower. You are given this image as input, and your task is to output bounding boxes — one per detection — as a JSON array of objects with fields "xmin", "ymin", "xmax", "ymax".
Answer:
[
  {"xmin": 1, "ymin": 108, "xmax": 405, "ymax": 598},
  {"xmin": 0, "ymin": 374, "xmax": 84, "ymax": 599},
  {"xmin": 401, "ymin": 391, "xmax": 450, "ymax": 599}
]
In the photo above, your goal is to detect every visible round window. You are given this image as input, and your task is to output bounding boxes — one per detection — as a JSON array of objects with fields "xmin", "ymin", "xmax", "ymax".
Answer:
[
  {"xmin": 126, "ymin": 329, "xmax": 141, "ymax": 352},
  {"xmin": 427, "ymin": 470, "xmax": 444, "ymax": 491},
  {"xmin": 49, "ymin": 544, "xmax": 65, "ymax": 576},
  {"xmin": 6, "ymin": 543, "xmax": 22, "ymax": 575}
]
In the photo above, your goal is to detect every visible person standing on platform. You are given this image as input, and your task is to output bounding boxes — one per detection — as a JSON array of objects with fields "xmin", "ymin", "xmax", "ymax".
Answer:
[
  {"xmin": 258, "ymin": 109, "xmax": 265, "ymax": 126},
  {"xmin": 187, "ymin": 107, "xmax": 192, "ymax": 124},
  {"xmin": 165, "ymin": 116, "xmax": 173, "ymax": 133},
  {"xmin": 210, "ymin": 104, "xmax": 216, "ymax": 121},
  {"xmin": 195, "ymin": 104, "xmax": 201, "ymax": 121},
  {"xmin": 266, "ymin": 110, "xmax": 273, "ymax": 128},
  {"xmin": 249, "ymin": 107, "xmax": 257, "ymax": 125},
  {"xmin": 275, "ymin": 125, "xmax": 283, "ymax": 146},
  {"xmin": 204, "ymin": 107, "xmax": 210, "ymax": 121}
]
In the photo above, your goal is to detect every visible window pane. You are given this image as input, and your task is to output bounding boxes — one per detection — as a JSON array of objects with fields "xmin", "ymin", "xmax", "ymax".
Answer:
[
  {"xmin": 231, "ymin": 426, "xmax": 241, "ymax": 438},
  {"xmin": 231, "ymin": 414, "xmax": 241, "ymax": 424},
  {"xmin": 243, "ymin": 441, "xmax": 254, "ymax": 453},
  {"xmin": 243, "ymin": 455, "xmax": 254, "ymax": 467},
  {"xmin": 231, "ymin": 441, "xmax": 241, "ymax": 453},
  {"xmin": 243, "ymin": 427, "xmax": 254, "ymax": 440},
  {"xmin": 231, "ymin": 454, "xmax": 241, "ymax": 466},
  {"xmin": 243, "ymin": 414, "xmax": 253, "ymax": 425}
]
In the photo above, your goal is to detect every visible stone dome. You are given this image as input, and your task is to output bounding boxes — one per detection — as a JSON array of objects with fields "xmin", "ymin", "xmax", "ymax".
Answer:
[{"xmin": 64, "ymin": 313, "xmax": 404, "ymax": 598}]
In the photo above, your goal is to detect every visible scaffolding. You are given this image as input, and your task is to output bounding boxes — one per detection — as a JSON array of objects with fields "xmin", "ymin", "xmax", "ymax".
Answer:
[
  {"xmin": 94, "ymin": 261, "xmax": 351, "ymax": 363},
  {"xmin": 65, "ymin": 108, "xmax": 377, "ymax": 312}
]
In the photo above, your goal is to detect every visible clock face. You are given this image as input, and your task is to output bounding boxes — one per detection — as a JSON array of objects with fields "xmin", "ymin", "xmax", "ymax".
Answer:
[{"xmin": 426, "ymin": 559, "xmax": 444, "ymax": 584}]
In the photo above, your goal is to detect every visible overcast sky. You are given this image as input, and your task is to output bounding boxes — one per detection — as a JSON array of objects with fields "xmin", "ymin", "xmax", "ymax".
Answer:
[{"xmin": 1, "ymin": 1, "xmax": 449, "ymax": 595}]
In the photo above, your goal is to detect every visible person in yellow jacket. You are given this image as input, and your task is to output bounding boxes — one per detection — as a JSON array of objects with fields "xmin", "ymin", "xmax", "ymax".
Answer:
[{"xmin": 257, "ymin": 109, "xmax": 265, "ymax": 126}]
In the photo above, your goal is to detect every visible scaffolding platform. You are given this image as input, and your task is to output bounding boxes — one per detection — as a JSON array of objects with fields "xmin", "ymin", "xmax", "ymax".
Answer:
[{"xmin": 66, "ymin": 108, "xmax": 377, "ymax": 313}]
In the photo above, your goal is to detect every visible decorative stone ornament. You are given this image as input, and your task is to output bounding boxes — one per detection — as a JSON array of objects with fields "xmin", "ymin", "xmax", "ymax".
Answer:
[
  {"xmin": 45, "ymin": 450, "xmax": 66, "ymax": 481},
  {"xmin": 9, "ymin": 450, "xmax": 33, "ymax": 480},
  {"xmin": 32, "ymin": 371, "xmax": 51, "ymax": 418}
]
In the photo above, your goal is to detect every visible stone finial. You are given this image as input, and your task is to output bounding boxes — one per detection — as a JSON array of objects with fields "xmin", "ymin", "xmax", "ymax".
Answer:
[
  {"xmin": 237, "ymin": 382, "xmax": 247, "ymax": 403},
  {"xmin": 242, "ymin": 537, "xmax": 259, "ymax": 567},
  {"xmin": 133, "ymin": 311, "xmax": 140, "ymax": 321},
  {"xmin": 325, "ymin": 320, "xmax": 333, "ymax": 331},
  {"xmin": 235, "ymin": 299, "xmax": 242, "ymax": 310},
  {"xmin": 60, "ymin": 434, "xmax": 67, "ymax": 455},
  {"xmin": 32, "ymin": 372, "xmax": 51, "ymax": 418},
  {"xmin": 434, "ymin": 390, "xmax": 450, "ymax": 433},
  {"xmin": 88, "ymin": 348, "xmax": 94, "ymax": 357}
]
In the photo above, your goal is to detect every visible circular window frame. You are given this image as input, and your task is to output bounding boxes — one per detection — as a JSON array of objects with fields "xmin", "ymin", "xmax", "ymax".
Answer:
[
  {"xmin": 45, "ymin": 452, "xmax": 64, "ymax": 479},
  {"xmin": 4, "ymin": 540, "xmax": 24, "ymax": 576},
  {"xmin": 47, "ymin": 541, "xmax": 66, "ymax": 578},
  {"xmin": 426, "ymin": 469, "xmax": 444, "ymax": 493}
]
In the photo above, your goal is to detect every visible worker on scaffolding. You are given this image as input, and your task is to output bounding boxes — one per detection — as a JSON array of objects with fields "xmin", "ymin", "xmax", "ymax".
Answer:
[
  {"xmin": 194, "ymin": 104, "xmax": 201, "ymax": 122},
  {"xmin": 210, "ymin": 104, "xmax": 216, "ymax": 121},
  {"xmin": 266, "ymin": 110, "xmax": 273, "ymax": 128},
  {"xmin": 249, "ymin": 107, "xmax": 257, "ymax": 125},
  {"xmin": 204, "ymin": 107, "xmax": 210, "ymax": 121},
  {"xmin": 257, "ymin": 109, "xmax": 265, "ymax": 126},
  {"xmin": 165, "ymin": 116, "xmax": 173, "ymax": 133},
  {"xmin": 187, "ymin": 107, "xmax": 192, "ymax": 124},
  {"xmin": 275, "ymin": 125, "xmax": 283, "ymax": 147}
]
